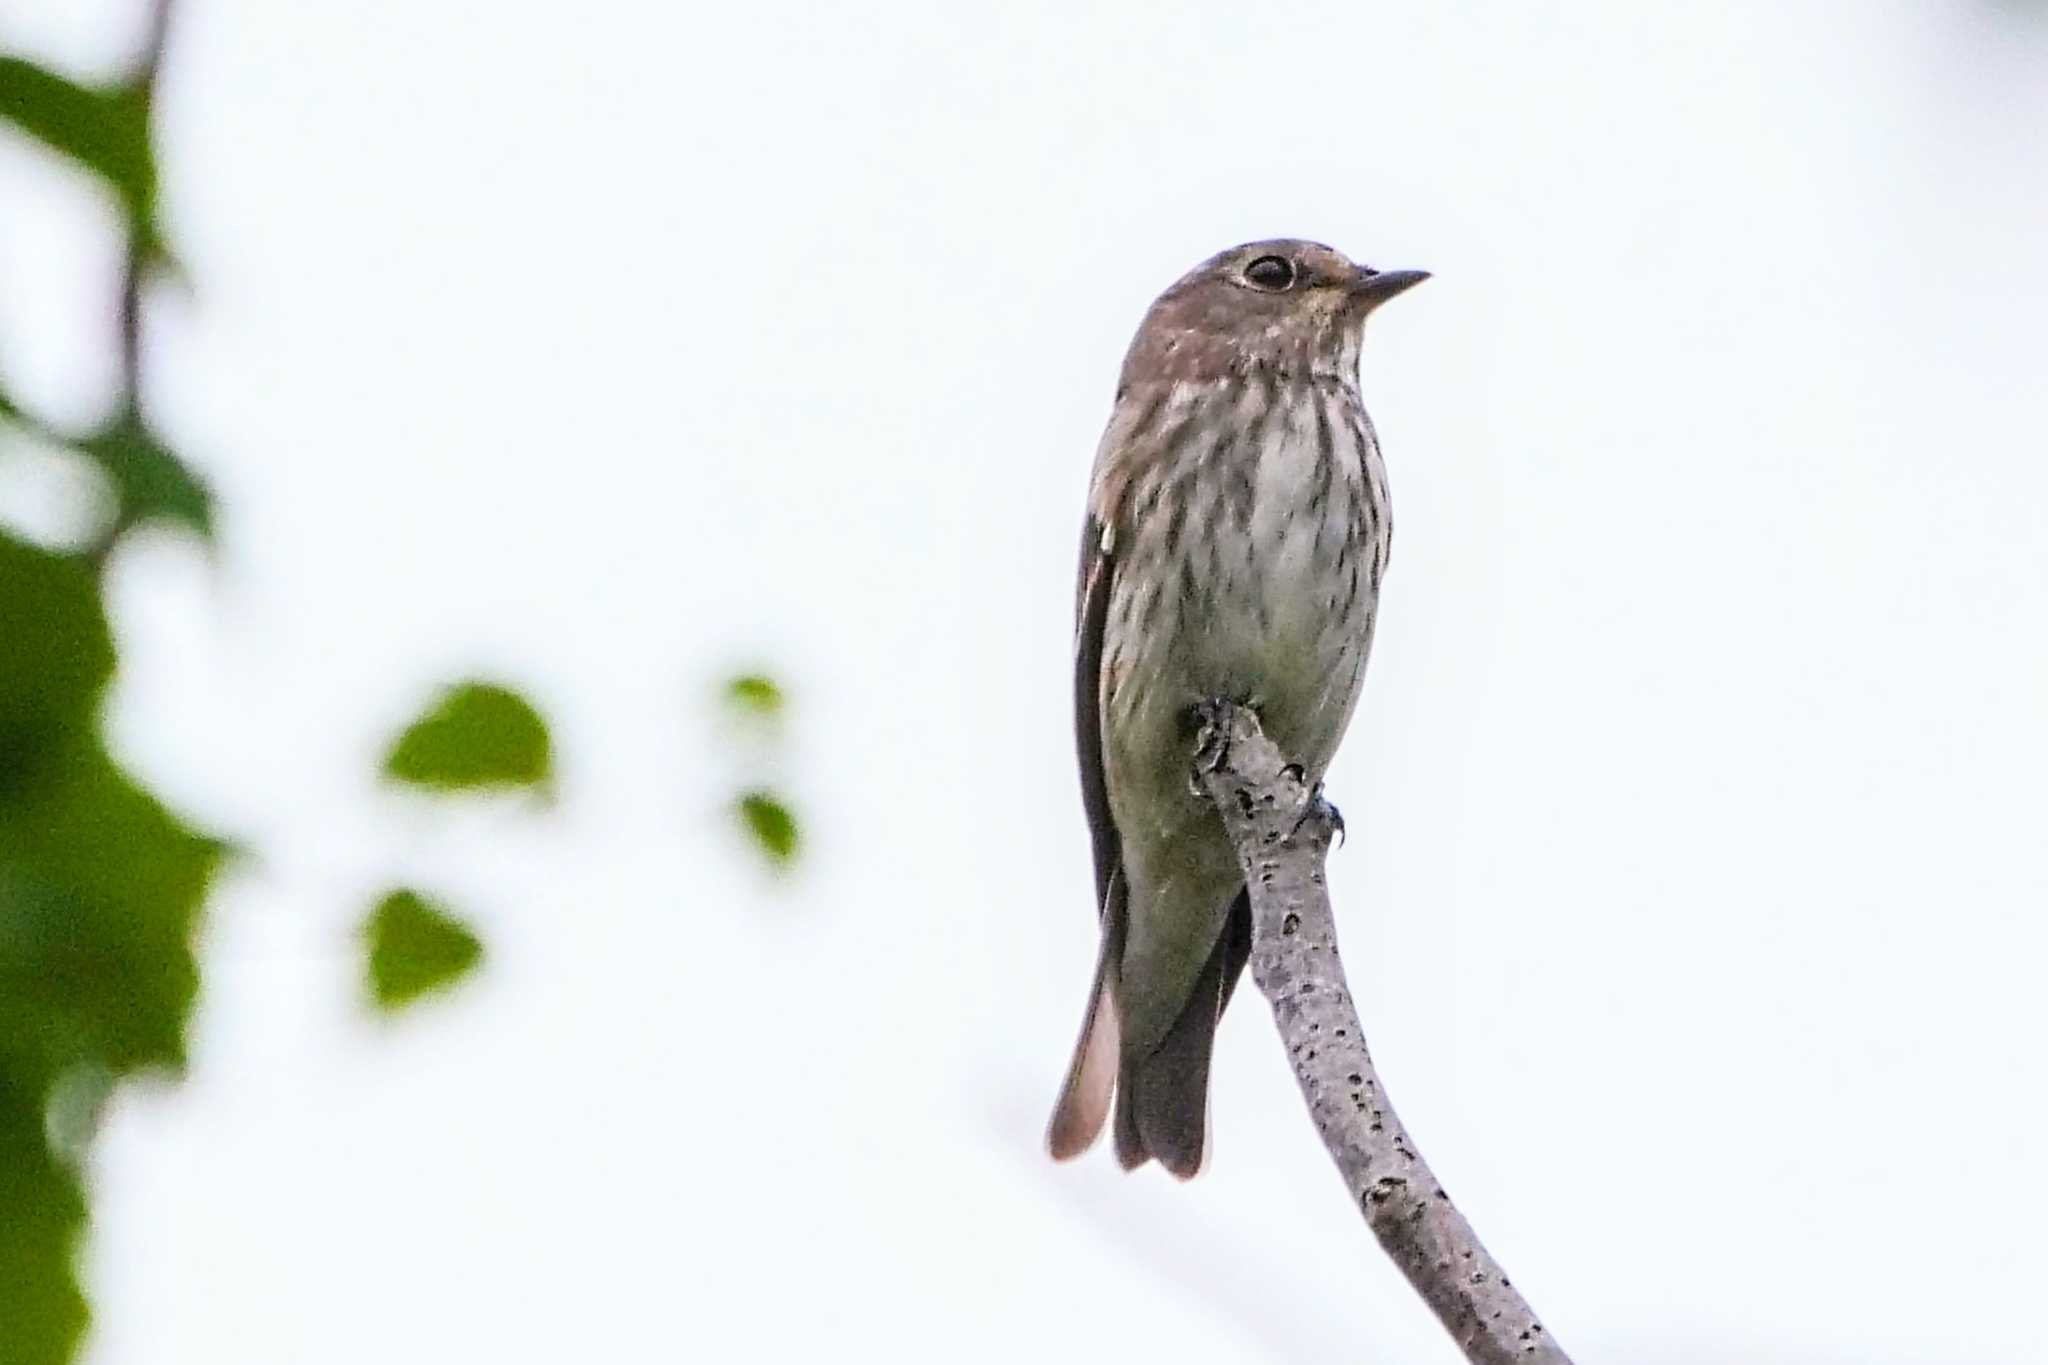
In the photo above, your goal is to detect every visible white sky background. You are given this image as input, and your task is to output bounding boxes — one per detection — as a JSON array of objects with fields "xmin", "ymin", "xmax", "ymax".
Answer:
[{"xmin": 3, "ymin": 0, "xmax": 2046, "ymax": 1360}]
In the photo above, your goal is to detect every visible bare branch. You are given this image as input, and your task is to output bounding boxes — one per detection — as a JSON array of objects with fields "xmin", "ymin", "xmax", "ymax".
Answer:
[
  {"xmin": 117, "ymin": 0, "xmax": 176, "ymax": 415},
  {"xmin": 1192, "ymin": 699, "xmax": 1572, "ymax": 1365}
]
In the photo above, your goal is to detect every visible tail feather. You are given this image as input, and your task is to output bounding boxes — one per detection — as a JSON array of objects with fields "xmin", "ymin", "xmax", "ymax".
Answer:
[
  {"xmin": 1047, "ymin": 871, "xmax": 1126, "ymax": 1161},
  {"xmin": 1113, "ymin": 890, "xmax": 1252, "ymax": 1179},
  {"xmin": 1117, "ymin": 969, "xmax": 1221, "ymax": 1178},
  {"xmin": 1048, "ymin": 981, "xmax": 1119, "ymax": 1159}
]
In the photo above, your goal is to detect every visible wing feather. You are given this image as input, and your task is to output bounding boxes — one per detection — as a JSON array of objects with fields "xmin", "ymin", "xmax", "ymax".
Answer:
[{"xmin": 1074, "ymin": 514, "xmax": 1120, "ymax": 917}]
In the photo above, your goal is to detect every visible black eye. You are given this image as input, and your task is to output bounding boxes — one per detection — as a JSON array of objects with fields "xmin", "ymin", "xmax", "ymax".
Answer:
[{"xmin": 1243, "ymin": 255, "xmax": 1296, "ymax": 291}]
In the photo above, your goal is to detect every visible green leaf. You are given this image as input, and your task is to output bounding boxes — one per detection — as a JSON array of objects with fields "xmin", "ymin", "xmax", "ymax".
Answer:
[
  {"xmin": 0, "ymin": 534, "xmax": 221, "ymax": 1365},
  {"xmin": 736, "ymin": 790, "xmax": 800, "ymax": 868},
  {"xmin": 362, "ymin": 889, "xmax": 483, "ymax": 1011},
  {"xmin": 0, "ymin": 1092, "xmax": 89, "ymax": 1365},
  {"xmin": 0, "ymin": 534, "xmax": 113, "ymax": 792},
  {"xmin": 0, "ymin": 537, "xmax": 223, "ymax": 1084},
  {"xmin": 724, "ymin": 673, "xmax": 785, "ymax": 717},
  {"xmin": 78, "ymin": 415, "xmax": 213, "ymax": 541},
  {"xmin": 0, "ymin": 58, "xmax": 154, "ymax": 222},
  {"xmin": 382, "ymin": 682, "xmax": 552, "ymax": 793},
  {"xmin": 0, "ymin": 749, "xmax": 220, "ymax": 1083}
]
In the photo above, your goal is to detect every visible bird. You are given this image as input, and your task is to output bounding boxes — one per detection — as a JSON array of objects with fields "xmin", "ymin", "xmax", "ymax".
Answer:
[{"xmin": 1046, "ymin": 239, "xmax": 1427, "ymax": 1178}]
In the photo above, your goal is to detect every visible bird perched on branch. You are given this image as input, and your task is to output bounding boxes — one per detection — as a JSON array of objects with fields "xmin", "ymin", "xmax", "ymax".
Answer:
[{"xmin": 1048, "ymin": 239, "xmax": 1427, "ymax": 1177}]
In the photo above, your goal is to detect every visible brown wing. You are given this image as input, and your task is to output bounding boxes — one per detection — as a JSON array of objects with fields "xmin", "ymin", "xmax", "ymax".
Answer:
[
  {"xmin": 1074, "ymin": 513, "xmax": 1120, "ymax": 918},
  {"xmin": 1046, "ymin": 513, "xmax": 1128, "ymax": 1161}
]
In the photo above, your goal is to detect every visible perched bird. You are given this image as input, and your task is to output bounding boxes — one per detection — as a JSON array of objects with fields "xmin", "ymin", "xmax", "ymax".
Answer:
[{"xmin": 1047, "ymin": 239, "xmax": 1427, "ymax": 1178}]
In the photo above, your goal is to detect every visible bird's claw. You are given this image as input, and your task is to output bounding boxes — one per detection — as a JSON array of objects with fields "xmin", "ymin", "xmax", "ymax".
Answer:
[
  {"xmin": 1188, "ymin": 698, "xmax": 1238, "ymax": 794},
  {"xmin": 1298, "ymin": 781, "xmax": 1346, "ymax": 846}
]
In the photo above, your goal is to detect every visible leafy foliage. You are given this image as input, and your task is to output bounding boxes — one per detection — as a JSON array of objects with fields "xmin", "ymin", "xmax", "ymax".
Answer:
[
  {"xmin": 724, "ymin": 673, "xmax": 785, "ymax": 716},
  {"xmin": 1, "ymin": 47, "xmax": 209, "ymax": 557},
  {"xmin": 78, "ymin": 414, "xmax": 214, "ymax": 540},
  {"xmin": 3, "ymin": 13, "xmax": 795, "ymax": 1361},
  {"xmin": 0, "ymin": 536, "xmax": 222, "ymax": 1365},
  {"xmin": 736, "ymin": 790, "xmax": 800, "ymax": 868},
  {"xmin": 0, "ymin": 1098, "xmax": 89, "ymax": 1365},
  {"xmin": 362, "ymin": 889, "xmax": 484, "ymax": 1011},
  {"xmin": 382, "ymin": 682, "xmax": 553, "ymax": 794},
  {"xmin": 1, "ymin": 14, "xmax": 228, "ymax": 1362},
  {"xmin": 0, "ymin": 57, "xmax": 155, "ymax": 224},
  {"xmin": 0, "ymin": 536, "xmax": 111, "ymax": 775}
]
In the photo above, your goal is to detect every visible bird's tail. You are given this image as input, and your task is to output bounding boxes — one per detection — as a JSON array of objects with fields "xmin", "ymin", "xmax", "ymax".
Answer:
[
  {"xmin": 1112, "ymin": 890, "xmax": 1253, "ymax": 1180},
  {"xmin": 1047, "ymin": 873, "xmax": 1126, "ymax": 1161}
]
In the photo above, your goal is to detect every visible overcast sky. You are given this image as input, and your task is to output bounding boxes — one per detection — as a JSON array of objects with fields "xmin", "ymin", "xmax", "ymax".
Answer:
[{"xmin": 4, "ymin": 1, "xmax": 2047, "ymax": 1361}]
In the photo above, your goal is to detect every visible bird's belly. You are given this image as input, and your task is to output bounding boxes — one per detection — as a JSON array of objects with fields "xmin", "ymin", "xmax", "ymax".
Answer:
[
  {"xmin": 1169, "ymin": 478, "xmax": 1371, "ymax": 756},
  {"xmin": 1099, "ymin": 487, "xmax": 1374, "ymax": 1019},
  {"xmin": 1101, "ymin": 413, "xmax": 1386, "ymax": 820},
  {"xmin": 1175, "ymin": 563, "xmax": 1362, "ymax": 763},
  {"xmin": 1095, "ymin": 409, "xmax": 1387, "ymax": 1048}
]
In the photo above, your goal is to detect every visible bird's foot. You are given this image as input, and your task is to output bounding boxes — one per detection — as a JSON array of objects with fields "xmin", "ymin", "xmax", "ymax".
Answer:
[
  {"xmin": 1298, "ymin": 780, "xmax": 1346, "ymax": 847},
  {"xmin": 1189, "ymin": 697, "xmax": 1253, "ymax": 794}
]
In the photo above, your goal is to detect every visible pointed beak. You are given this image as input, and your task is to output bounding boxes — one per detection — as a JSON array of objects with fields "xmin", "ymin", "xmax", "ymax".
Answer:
[{"xmin": 1348, "ymin": 267, "xmax": 1431, "ymax": 308}]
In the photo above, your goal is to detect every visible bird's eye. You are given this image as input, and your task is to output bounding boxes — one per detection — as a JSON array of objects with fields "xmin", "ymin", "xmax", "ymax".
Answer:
[{"xmin": 1243, "ymin": 255, "xmax": 1296, "ymax": 291}]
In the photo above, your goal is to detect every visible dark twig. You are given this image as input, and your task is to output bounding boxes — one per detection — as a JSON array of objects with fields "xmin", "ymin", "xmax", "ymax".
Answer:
[
  {"xmin": 1192, "ymin": 699, "xmax": 1572, "ymax": 1365},
  {"xmin": 116, "ymin": 0, "xmax": 175, "ymax": 415}
]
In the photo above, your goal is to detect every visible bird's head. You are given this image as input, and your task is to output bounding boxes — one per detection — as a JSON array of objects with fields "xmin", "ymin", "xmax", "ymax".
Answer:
[{"xmin": 1119, "ymin": 239, "xmax": 1427, "ymax": 389}]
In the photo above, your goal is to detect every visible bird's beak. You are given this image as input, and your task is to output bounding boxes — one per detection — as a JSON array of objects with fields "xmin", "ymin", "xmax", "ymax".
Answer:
[{"xmin": 1348, "ymin": 267, "xmax": 1431, "ymax": 308}]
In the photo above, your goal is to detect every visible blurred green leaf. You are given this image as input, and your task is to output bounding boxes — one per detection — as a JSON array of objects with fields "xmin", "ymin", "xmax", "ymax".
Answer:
[
  {"xmin": 736, "ymin": 790, "xmax": 800, "ymax": 868},
  {"xmin": 1, "ymin": 20, "xmax": 221, "ymax": 1363},
  {"xmin": 0, "ymin": 59, "xmax": 154, "ymax": 223},
  {"xmin": 0, "ymin": 748, "xmax": 219, "ymax": 1083},
  {"xmin": 0, "ymin": 535, "xmax": 113, "ymax": 793},
  {"xmin": 1, "ymin": 532, "xmax": 220, "ymax": 1365},
  {"xmin": 42, "ymin": 1064, "xmax": 114, "ymax": 1165},
  {"xmin": 78, "ymin": 415, "xmax": 212, "ymax": 541},
  {"xmin": 0, "ymin": 1089, "xmax": 89, "ymax": 1365},
  {"xmin": 724, "ymin": 673, "xmax": 785, "ymax": 717},
  {"xmin": 362, "ymin": 889, "xmax": 483, "ymax": 1011},
  {"xmin": 382, "ymin": 682, "xmax": 552, "ymax": 793}
]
